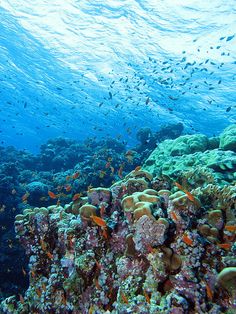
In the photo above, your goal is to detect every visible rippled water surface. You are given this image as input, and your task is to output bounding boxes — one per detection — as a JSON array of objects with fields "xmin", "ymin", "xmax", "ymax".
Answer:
[{"xmin": 0, "ymin": 0, "xmax": 235, "ymax": 151}]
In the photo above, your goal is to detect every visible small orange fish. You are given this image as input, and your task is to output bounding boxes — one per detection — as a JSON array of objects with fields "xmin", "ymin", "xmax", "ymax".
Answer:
[
  {"xmin": 182, "ymin": 233, "xmax": 193, "ymax": 246},
  {"xmin": 110, "ymin": 166, "xmax": 115, "ymax": 175},
  {"xmin": 120, "ymin": 291, "xmax": 129, "ymax": 304},
  {"xmin": 105, "ymin": 162, "xmax": 111, "ymax": 168},
  {"xmin": 22, "ymin": 267, "xmax": 27, "ymax": 276},
  {"xmin": 102, "ymin": 227, "xmax": 109, "ymax": 240},
  {"xmin": 183, "ymin": 190, "xmax": 196, "ymax": 203},
  {"xmin": 95, "ymin": 259, "xmax": 102, "ymax": 270},
  {"xmin": 48, "ymin": 191, "xmax": 57, "ymax": 199},
  {"xmin": 35, "ymin": 288, "xmax": 42, "ymax": 297},
  {"xmin": 42, "ymin": 283, "xmax": 46, "ymax": 291},
  {"xmin": 100, "ymin": 205, "xmax": 106, "ymax": 217},
  {"xmin": 143, "ymin": 290, "xmax": 151, "ymax": 304},
  {"xmin": 40, "ymin": 239, "xmax": 47, "ymax": 251},
  {"xmin": 72, "ymin": 172, "xmax": 80, "ymax": 179},
  {"xmin": 170, "ymin": 211, "xmax": 180, "ymax": 222},
  {"xmin": 217, "ymin": 243, "xmax": 231, "ymax": 250},
  {"xmin": 134, "ymin": 166, "xmax": 141, "ymax": 172},
  {"xmin": 19, "ymin": 294, "xmax": 24, "ymax": 304},
  {"xmin": 146, "ymin": 244, "xmax": 155, "ymax": 253},
  {"xmin": 205, "ymin": 282, "xmax": 213, "ymax": 301},
  {"xmin": 174, "ymin": 181, "xmax": 183, "ymax": 190},
  {"xmin": 61, "ymin": 292, "xmax": 67, "ymax": 306},
  {"xmin": 225, "ymin": 225, "xmax": 236, "ymax": 232},
  {"xmin": 72, "ymin": 193, "xmax": 81, "ymax": 201},
  {"xmin": 91, "ymin": 215, "xmax": 107, "ymax": 228},
  {"xmin": 46, "ymin": 251, "xmax": 53, "ymax": 259},
  {"xmin": 95, "ymin": 278, "xmax": 101, "ymax": 290},
  {"xmin": 31, "ymin": 270, "xmax": 36, "ymax": 278},
  {"xmin": 22, "ymin": 192, "xmax": 29, "ymax": 201},
  {"xmin": 118, "ymin": 165, "xmax": 124, "ymax": 179},
  {"xmin": 65, "ymin": 185, "xmax": 72, "ymax": 192}
]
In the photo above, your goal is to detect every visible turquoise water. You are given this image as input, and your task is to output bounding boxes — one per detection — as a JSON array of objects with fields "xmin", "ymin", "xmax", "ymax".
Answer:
[{"xmin": 0, "ymin": 1, "xmax": 235, "ymax": 152}]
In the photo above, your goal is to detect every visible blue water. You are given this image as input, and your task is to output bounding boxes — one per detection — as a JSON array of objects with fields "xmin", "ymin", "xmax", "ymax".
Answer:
[{"xmin": 0, "ymin": 0, "xmax": 235, "ymax": 152}]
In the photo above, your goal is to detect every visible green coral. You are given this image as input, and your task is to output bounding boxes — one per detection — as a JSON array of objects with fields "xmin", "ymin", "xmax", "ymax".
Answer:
[
  {"xmin": 220, "ymin": 124, "xmax": 236, "ymax": 152},
  {"xmin": 143, "ymin": 129, "xmax": 236, "ymax": 185}
]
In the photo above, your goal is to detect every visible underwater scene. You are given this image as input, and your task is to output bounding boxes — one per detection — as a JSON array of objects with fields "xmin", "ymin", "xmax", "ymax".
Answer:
[{"xmin": 0, "ymin": 1, "xmax": 236, "ymax": 313}]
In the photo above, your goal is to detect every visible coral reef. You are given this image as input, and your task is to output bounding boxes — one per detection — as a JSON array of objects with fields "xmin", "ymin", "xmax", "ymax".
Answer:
[
  {"xmin": 1, "ymin": 153, "xmax": 236, "ymax": 313},
  {"xmin": 1, "ymin": 125, "xmax": 236, "ymax": 313}
]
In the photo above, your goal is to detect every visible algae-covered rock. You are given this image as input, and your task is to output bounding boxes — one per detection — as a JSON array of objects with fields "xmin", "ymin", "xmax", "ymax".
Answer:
[{"xmin": 220, "ymin": 124, "xmax": 236, "ymax": 152}]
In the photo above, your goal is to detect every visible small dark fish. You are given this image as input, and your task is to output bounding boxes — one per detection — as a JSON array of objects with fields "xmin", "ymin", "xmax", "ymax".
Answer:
[
  {"xmin": 226, "ymin": 106, "xmax": 231, "ymax": 112},
  {"xmin": 226, "ymin": 35, "xmax": 235, "ymax": 42},
  {"xmin": 24, "ymin": 102, "xmax": 27, "ymax": 108},
  {"xmin": 109, "ymin": 92, "xmax": 112, "ymax": 99},
  {"xmin": 146, "ymin": 97, "xmax": 150, "ymax": 105},
  {"xmin": 220, "ymin": 36, "xmax": 225, "ymax": 41},
  {"xmin": 168, "ymin": 95, "xmax": 178, "ymax": 101}
]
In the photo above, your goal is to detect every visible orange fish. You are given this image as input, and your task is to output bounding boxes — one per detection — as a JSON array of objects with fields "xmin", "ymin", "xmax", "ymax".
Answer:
[
  {"xmin": 205, "ymin": 282, "xmax": 213, "ymax": 301},
  {"xmin": 225, "ymin": 225, "xmax": 236, "ymax": 232},
  {"xmin": 40, "ymin": 239, "xmax": 47, "ymax": 251},
  {"xmin": 102, "ymin": 227, "xmax": 109, "ymax": 240},
  {"xmin": 110, "ymin": 166, "xmax": 115, "ymax": 175},
  {"xmin": 19, "ymin": 294, "xmax": 24, "ymax": 304},
  {"xmin": 72, "ymin": 172, "xmax": 80, "ymax": 179},
  {"xmin": 134, "ymin": 166, "xmax": 141, "ymax": 172},
  {"xmin": 95, "ymin": 259, "xmax": 102, "ymax": 270},
  {"xmin": 182, "ymin": 233, "xmax": 193, "ymax": 246},
  {"xmin": 174, "ymin": 182, "xmax": 196, "ymax": 203},
  {"xmin": 95, "ymin": 278, "xmax": 101, "ymax": 290},
  {"xmin": 46, "ymin": 252, "xmax": 53, "ymax": 259},
  {"xmin": 118, "ymin": 165, "xmax": 124, "ymax": 179},
  {"xmin": 120, "ymin": 291, "xmax": 129, "ymax": 304},
  {"xmin": 61, "ymin": 292, "xmax": 67, "ymax": 306},
  {"xmin": 42, "ymin": 283, "xmax": 46, "ymax": 291},
  {"xmin": 91, "ymin": 215, "xmax": 107, "ymax": 228},
  {"xmin": 72, "ymin": 193, "xmax": 81, "ymax": 201},
  {"xmin": 146, "ymin": 244, "xmax": 155, "ymax": 254},
  {"xmin": 22, "ymin": 192, "xmax": 29, "ymax": 201},
  {"xmin": 143, "ymin": 290, "xmax": 151, "ymax": 304},
  {"xmin": 170, "ymin": 211, "xmax": 180, "ymax": 222},
  {"xmin": 48, "ymin": 191, "xmax": 57, "ymax": 199},
  {"xmin": 65, "ymin": 185, "xmax": 72, "ymax": 192},
  {"xmin": 35, "ymin": 288, "xmax": 42, "ymax": 297},
  {"xmin": 31, "ymin": 270, "xmax": 36, "ymax": 278},
  {"xmin": 174, "ymin": 182, "xmax": 183, "ymax": 190},
  {"xmin": 100, "ymin": 205, "xmax": 106, "ymax": 217},
  {"xmin": 183, "ymin": 190, "xmax": 196, "ymax": 203},
  {"xmin": 105, "ymin": 162, "xmax": 111, "ymax": 168},
  {"xmin": 22, "ymin": 267, "xmax": 27, "ymax": 276},
  {"xmin": 217, "ymin": 243, "xmax": 231, "ymax": 250}
]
